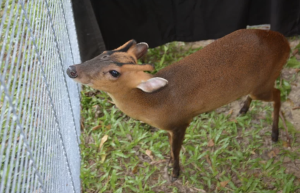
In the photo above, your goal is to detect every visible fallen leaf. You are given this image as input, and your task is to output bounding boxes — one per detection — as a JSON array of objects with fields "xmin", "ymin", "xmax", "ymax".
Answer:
[
  {"xmin": 193, "ymin": 188, "xmax": 206, "ymax": 193},
  {"xmin": 101, "ymin": 154, "xmax": 107, "ymax": 163},
  {"xmin": 80, "ymin": 119, "xmax": 85, "ymax": 131},
  {"xmin": 92, "ymin": 105, "xmax": 99, "ymax": 109},
  {"xmin": 293, "ymin": 106, "xmax": 300, "ymax": 110},
  {"xmin": 222, "ymin": 130, "xmax": 229, "ymax": 135},
  {"xmin": 228, "ymin": 109, "xmax": 233, "ymax": 116},
  {"xmin": 273, "ymin": 148, "xmax": 280, "ymax": 155},
  {"xmin": 217, "ymin": 180, "xmax": 230, "ymax": 190},
  {"xmin": 107, "ymin": 100, "xmax": 115, "ymax": 104},
  {"xmin": 267, "ymin": 148, "xmax": 280, "ymax": 158},
  {"xmin": 231, "ymin": 119, "xmax": 238, "ymax": 123},
  {"xmin": 282, "ymin": 141, "xmax": 291, "ymax": 148},
  {"xmin": 207, "ymin": 139, "xmax": 215, "ymax": 147},
  {"xmin": 250, "ymin": 150, "xmax": 256, "ymax": 155},
  {"xmin": 205, "ymin": 154, "xmax": 212, "ymax": 166},
  {"xmin": 259, "ymin": 160, "xmax": 267, "ymax": 164},
  {"xmin": 132, "ymin": 165, "xmax": 139, "ymax": 174},
  {"xmin": 291, "ymin": 83, "xmax": 298, "ymax": 86},
  {"xmin": 106, "ymin": 124, "xmax": 111, "ymax": 130},
  {"xmin": 145, "ymin": 150, "xmax": 154, "ymax": 161},
  {"xmin": 286, "ymin": 98, "xmax": 295, "ymax": 107},
  {"xmin": 220, "ymin": 180, "xmax": 229, "ymax": 187},
  {"xmin": 295, "ymin": 68, "xmax": 300, "ymax": 73},
  {"xmin": 150, "ymin": 159, "xmax": 166, "ymax": 165},
  {"xmin": 268, "ymin": 150, "xmax": 276, "ymax": 158},
  {"xmin": 99, "ymin": 135, "xmax": 108, "ymax": 150},
  {"xmin": 152, "ymin": 176, "xmax": 158, "ymax": 180},
  {"xmin": 92, "ymin": 125, "xmax": 102, "ymax": 131},
  {"xmin": 126, "ymin": 134, "xmax": 132, "ymax": 141}
]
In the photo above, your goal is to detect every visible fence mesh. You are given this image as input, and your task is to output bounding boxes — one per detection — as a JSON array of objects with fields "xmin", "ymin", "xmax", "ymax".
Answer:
[{"xmin": 0, "ymin": 0, "xmax": 81, "ymax": 192}]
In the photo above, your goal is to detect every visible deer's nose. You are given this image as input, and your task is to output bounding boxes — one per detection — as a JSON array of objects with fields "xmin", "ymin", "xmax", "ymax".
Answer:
[{"xmin": 67, "ymin": 66, "xmax": 78, "ymax": 78}]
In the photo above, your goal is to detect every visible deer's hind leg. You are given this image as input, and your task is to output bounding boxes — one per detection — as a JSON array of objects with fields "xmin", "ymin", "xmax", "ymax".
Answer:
[{"xmin": 250, "ymin": 87, "xmax": 281, "ymax": 142}]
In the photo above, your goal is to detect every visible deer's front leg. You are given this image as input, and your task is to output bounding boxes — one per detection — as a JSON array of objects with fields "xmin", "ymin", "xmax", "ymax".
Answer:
[{"xmin": 168, "ymin": 126, "xmax": 187, "ymax": 182}]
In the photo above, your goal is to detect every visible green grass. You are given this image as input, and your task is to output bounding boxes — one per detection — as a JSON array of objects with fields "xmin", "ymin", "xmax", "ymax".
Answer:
[{"xmin": 80, "ymin": 41, "xmax": 300, "ymax": 193}]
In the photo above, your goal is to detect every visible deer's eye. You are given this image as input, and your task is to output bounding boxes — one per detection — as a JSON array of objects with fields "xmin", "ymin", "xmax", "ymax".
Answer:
[{"xmin": 109, "ymin": 70, "xmax": 120, "ymax": 78}]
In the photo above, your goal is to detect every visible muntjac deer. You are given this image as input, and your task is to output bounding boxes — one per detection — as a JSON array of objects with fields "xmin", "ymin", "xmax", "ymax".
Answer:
[{"xmin": 67, "ymin": 29, "xmax": 290, "ymax": 181}]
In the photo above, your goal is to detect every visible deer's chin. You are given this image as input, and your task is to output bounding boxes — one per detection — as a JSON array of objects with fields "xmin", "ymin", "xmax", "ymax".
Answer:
[{"xmin": 72, "ymin": 77, "xmax": 92, "ymax": 86}]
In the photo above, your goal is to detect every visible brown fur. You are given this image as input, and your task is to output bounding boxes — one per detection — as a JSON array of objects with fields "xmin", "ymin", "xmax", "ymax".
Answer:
[{"xmin": 67, "ymin": 29, "xmax": 290, "ymax": 181}]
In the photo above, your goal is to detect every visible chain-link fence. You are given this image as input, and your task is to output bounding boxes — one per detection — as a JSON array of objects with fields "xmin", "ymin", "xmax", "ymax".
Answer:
[{"xmin": 0, "ymin": 0, "xmax": 81, "ymax": 192}]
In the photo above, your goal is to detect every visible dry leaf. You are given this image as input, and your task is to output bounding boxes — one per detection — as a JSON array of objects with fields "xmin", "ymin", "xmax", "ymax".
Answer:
[
  {"xmin": 291, "ymin": 83, "xmax": 298, "ymax": 86},
  {"xmin": 106, "ymin": 124, "xmax": 111, "ymax": 130},
  {"xmin": 152, "ymin": 176, "xmax": 158, "ymax": 180},
  {"xmin": 107, "ymin": 100, "xmax": 115, "ymax": 104},
  {"xmin": 250, "ymin": 150, "xmax": 256, "ymax": 155},
  {"xmin": 286, "ymin": 98, "xmax": 295, "ymax": 107},
  {"xmin": 267, "ymin": 148, "xmax": 280, "ymax": 158},
  {"xmin": 222, "ymin": 130, "xmax": 229, "ymax": 135},
  {"xmin": 273, "ymin": 148, "xmax": 280, "ymax": 155},
  {"xmin": 282, "ymin": 141, "xmax": 291, "ymax": 148},
  {"xmin": 92, "ymin": 125, "xmax": 102, "ymax": 131},
  {"xmin": 259, "ymin": 160, "xmax": 267, "ymax": 164},
  {"xmin": 92, "ymin": 105, "xmax": 99, "ymax": 109},
  {"xmin": 293, "ymin": 106, "xmax": 300, "ymax": 110},
  {"xmin": 99, "ymin": 135, "xmax": 108, "ymax": 150},
  {"xmin": 231, "ymin": 119, "xmax": 238, "ymax": 123},
  {"xmin": 80, "ymin": 119, "xmax": 85, "ymax": 131},
  {"xmin": 150, "ymin": 159, "xmax": 166, "ymax": 165},
  {"xmin": 126, "ymin": 134, "xmax": 133, "ymax": 141},
  {"xmin": 205, "ymin": 154, "xmax": 212, "ymax": 166},
  {"xmin": 268, "ymin": 150, "xmax": 276, "ymax": 158},
  {"xmin": 208, "ymin": 139, "xmax": 215, "ymax": 147},
  {"xmin": 295, "ymin": 68, "xmax": 300, "ymax": 73},
  {"xmin": 228, "ymin": 109, "xmax": 233, "ymax": 116},
  {"xmin": 132, "ymin": 165, "xmax": 139, "ymax": 174},
  {"xmin": 145, "ymin": 150, "xmax": 154, "ymax": 161},
  {"xmin": 193, "ymin": 188, "xmax": 206, "ymax": 193},
  {"xmin": 101, "ymin": 154, "xmax": 107, "ymax": 163},
  {"xmin": 220, "ymin": 180, "xmax": 229, "ymax": 187},
  {"xmin": 217, "ymin": 180, "xmax": 230, "ymax": 190}
]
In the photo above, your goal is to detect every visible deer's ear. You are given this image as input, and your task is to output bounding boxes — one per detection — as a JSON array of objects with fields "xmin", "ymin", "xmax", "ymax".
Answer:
[
  {"xmin": 114, "ymin": 40, "xmax": 136, "ymax": 52},
  {"xmin": 132, "ymin": 42, "xmax": 148, "ymax": 59},
  {"xmin": 137, "ymin": 77, "xmax": 168, "ymax": 93}
]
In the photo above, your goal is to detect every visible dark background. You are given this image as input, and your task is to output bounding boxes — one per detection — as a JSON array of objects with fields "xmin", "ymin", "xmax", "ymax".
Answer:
[{"xmin": 72, "ymin": 0, "xmax": 300, "ymax": 62}]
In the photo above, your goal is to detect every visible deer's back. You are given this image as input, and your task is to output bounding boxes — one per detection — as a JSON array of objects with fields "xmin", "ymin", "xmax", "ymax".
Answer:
[{"xmin": 155, "ymin": 29, "xmax": 290, "ymax": 116}]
